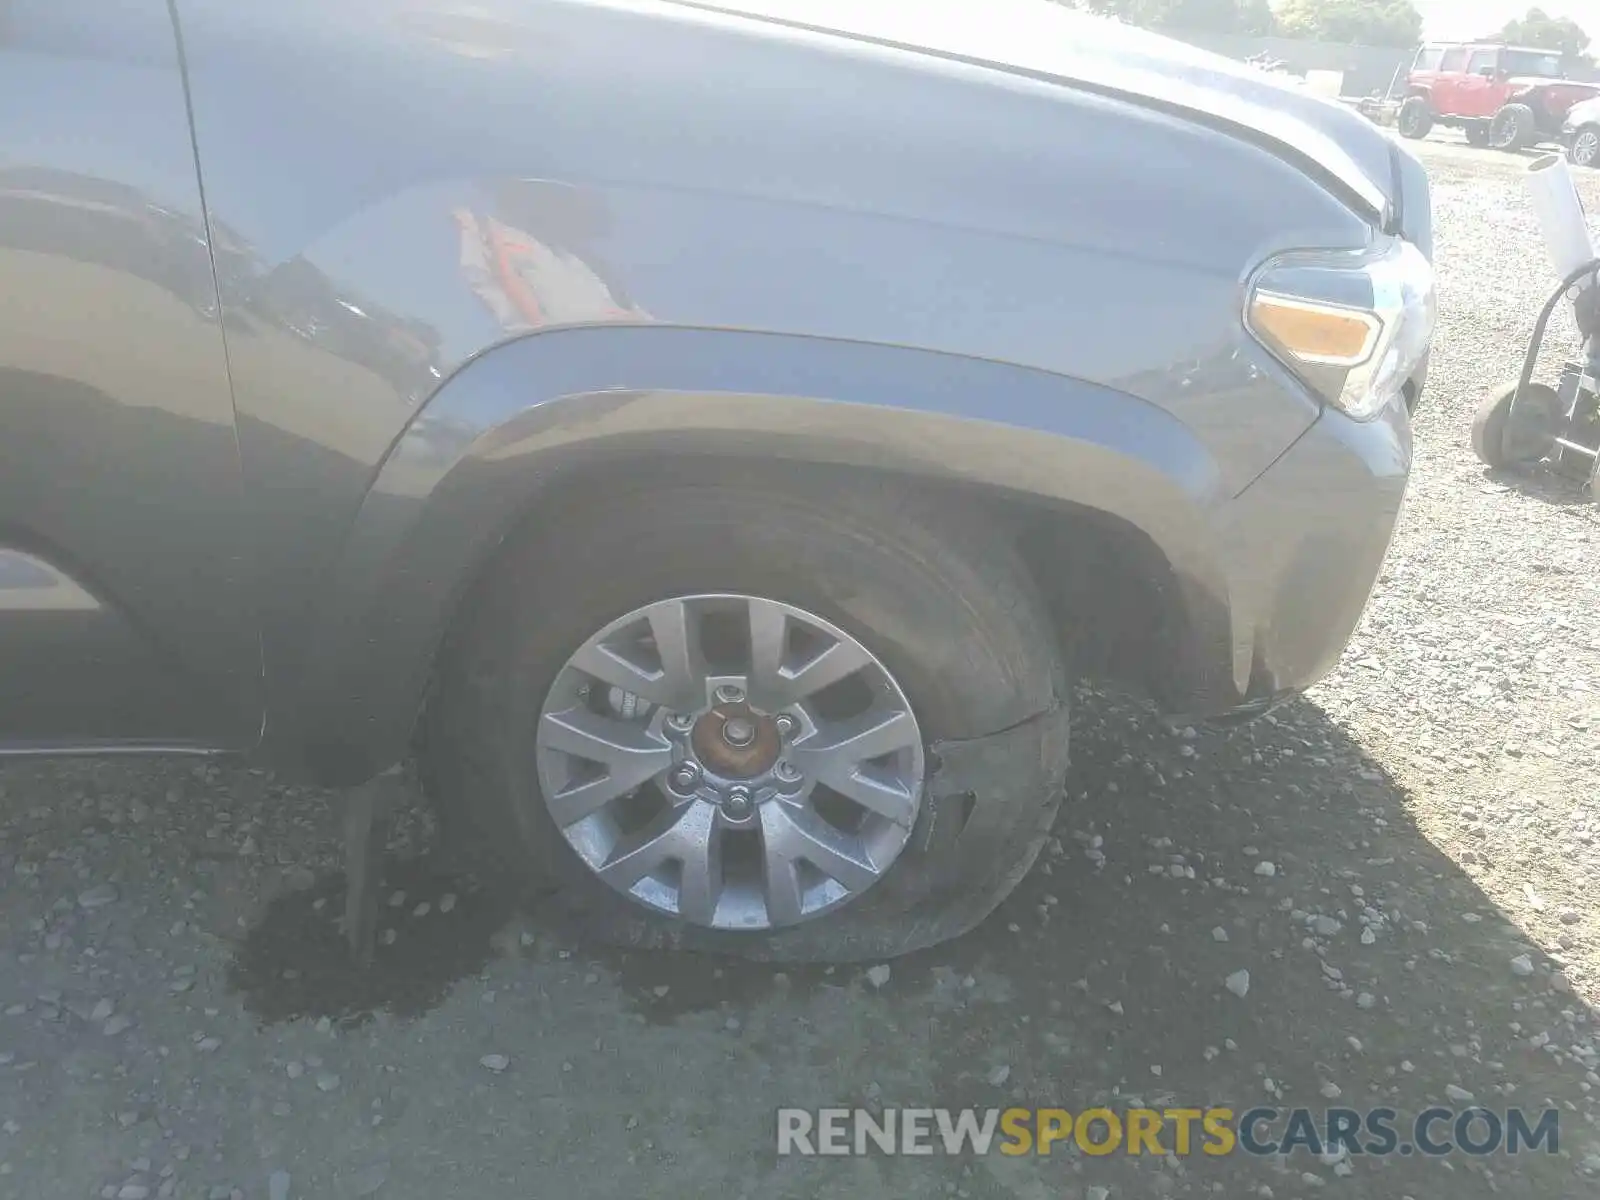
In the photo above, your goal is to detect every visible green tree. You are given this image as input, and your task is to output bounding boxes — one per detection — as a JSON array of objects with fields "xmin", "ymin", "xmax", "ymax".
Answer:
[
  {"xmin": 1273, "ymin": 0, "xmax": 1424, "ymax": 48},
  {"xmin": 1080, "ymin": 0, "xmax": 1276, "ymax": 36},
  {"xmin": 1496, "ymin": 8, "xmax": 1592, "ymax": 61}
]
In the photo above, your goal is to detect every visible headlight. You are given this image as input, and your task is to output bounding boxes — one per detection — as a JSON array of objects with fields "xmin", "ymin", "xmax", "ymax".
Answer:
[{"xmin": 1246, "ymin": 238, "xmax": 1436, "ymax": 421}]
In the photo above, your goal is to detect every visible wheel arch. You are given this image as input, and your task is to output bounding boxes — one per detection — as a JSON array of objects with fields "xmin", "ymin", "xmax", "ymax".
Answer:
[{"xmin": 268, "ymin": 325, "xmax": 1232, "ymax": 785}]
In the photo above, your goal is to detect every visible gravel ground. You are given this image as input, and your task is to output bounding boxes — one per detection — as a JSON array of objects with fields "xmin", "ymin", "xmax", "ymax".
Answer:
[{"xmin": 2, "ymin": 138, "xmax": 1600, "ymax": 1200}]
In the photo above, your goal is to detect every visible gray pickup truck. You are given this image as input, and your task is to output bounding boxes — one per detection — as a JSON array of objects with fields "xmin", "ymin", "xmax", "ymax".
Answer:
[{"xmin": 0, "ymin": 0, "xmax": 1435, "ymax": 960}]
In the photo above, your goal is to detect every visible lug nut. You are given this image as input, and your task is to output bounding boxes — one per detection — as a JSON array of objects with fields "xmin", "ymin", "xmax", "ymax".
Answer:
[
  {"xmin": 714, "ymin": 683, "xmax": 745, "ymax": 705},
  {"xmin": 773, "ymin": 761, "xmax": 803, "ymax": 791},
  {"xmin": 669, "ymin": 763, "xmax": 702, "ymax": 793},
  {"xmin": 667, "ymin": 711, "xmax": 696, "ymax": 732},
  {"xmin": 773, "ymin": 713, "xmax": 797, "ymax": 738},
  {"xmin": 723, "ymin": 786, "xmax": 754, "ymax": 819}
]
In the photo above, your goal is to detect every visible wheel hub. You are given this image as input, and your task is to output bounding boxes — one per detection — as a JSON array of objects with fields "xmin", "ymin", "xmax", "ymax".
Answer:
[{"xmin": 691, "ymin": 700, "xmax": 780, "ymax": 778}]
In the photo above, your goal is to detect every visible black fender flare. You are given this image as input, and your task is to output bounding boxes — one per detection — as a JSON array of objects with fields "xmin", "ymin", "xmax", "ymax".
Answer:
[{"xmin": 274, "ymin": 325, "xmax": 1231, "ymax": 783}]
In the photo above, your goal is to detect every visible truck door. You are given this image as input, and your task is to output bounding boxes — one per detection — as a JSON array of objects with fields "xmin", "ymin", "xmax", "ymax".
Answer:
[
  {"xmin": 1458, "ymin": 48, "xmax": 1501, "ymax": 118},
  {"xmin": 1407, "ymin": 44, "xmax": 1445, "ymax": 97},
  {"xmin": 1431, "ymin": 45, "xmax": 1470, "ymax": 114},
  {"xmin": 0, "ymin": 1, "xmax": 261, "ymax": 748}
]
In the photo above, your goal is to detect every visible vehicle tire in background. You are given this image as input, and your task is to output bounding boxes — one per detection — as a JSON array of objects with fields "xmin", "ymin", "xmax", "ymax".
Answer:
[
  {"xmin": 1571, "ymin": 126, "xmax": 1600, "ymax": 169},
  {"xmin": 1398, "ymin": 97, "xmax": 1434, "ymax": 140},
  {"xmin": 1490, "ymin": 104, "xmax": 1537, "ymax": 152},
  {"xmin": 1464, "ymin": 121, "xmax": 1491, "ymax": 148},
  {"xmin": 424, "ymin": 466, "xmax": 1069, "ymax": 962},
  {"xmin": 1471, "ymin": 381, "xmax": 1562, "ymax": 468}
]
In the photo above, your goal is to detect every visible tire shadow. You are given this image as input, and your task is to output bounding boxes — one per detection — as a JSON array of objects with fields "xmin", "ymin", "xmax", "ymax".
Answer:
[
  {"xmin": 222, "ymin": 686, "xmax": 1599, "ymax": 1193},
  {"xmin": 1482, "ymin": 464, "xmax": 1600, "ymax": 507},
  {"xmin": 899, "ymin": 688, "xmax": 1599, "ymax": 1197}
]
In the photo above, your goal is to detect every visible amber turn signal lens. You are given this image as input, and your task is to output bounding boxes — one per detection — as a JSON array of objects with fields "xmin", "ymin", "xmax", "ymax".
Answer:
[{"xmin": 1248, "ymin": 292, "xmax": 1381, "ymax": 366}]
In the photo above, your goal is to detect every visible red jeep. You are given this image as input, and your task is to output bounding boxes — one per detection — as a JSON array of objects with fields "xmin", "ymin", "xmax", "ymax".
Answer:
[{"xmin": 1399, "ymin": 43, "xmax": 1600, "ymax": 152}]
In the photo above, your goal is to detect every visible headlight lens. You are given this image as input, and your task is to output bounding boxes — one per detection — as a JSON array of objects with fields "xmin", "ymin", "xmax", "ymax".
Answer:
[{"xmin": 1247, "ymin": 238, "xmax": 1436, "ymax": 421}]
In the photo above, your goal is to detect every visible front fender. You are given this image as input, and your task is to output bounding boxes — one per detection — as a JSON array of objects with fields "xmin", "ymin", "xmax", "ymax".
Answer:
[{"xmin": 275, "ymin": 325, "xmax": 1233, "ymax": 783}]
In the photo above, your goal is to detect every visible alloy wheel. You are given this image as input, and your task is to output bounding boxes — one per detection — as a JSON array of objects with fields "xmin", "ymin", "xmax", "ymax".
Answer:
[
  {"xmin": 1490, "ymin": 109, "xmax": 1527, "ymax": 150},
  {"xmin": 1576, "ymin": 130, "xmax": 1600, "ymax": 169},
  {"xmin": 534, "ymin": 594, "xmax": 926, "ymax": 930}
]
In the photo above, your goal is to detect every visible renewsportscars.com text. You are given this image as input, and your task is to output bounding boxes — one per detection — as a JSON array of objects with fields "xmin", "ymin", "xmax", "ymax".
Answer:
[{"xmin": 776, "ymin": 1106, "xmax": 1560, "ymax": 1158}]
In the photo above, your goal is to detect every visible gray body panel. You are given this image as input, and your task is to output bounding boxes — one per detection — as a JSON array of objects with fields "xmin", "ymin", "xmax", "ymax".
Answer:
[
  {"xmin": 0, "ymin": 0, "xmax": 1425, "ymax": 781},
  {"xmin": 283, "ymin": 327, "xmax": 1409, "ymax": 781},
  {"xmin": 0, "ymin": 1, "xmax": 258, "ymax": 747}
]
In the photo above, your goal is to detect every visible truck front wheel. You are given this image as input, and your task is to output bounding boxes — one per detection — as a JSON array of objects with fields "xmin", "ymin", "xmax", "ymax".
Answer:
[
  {"xmin": 1398, "ymin": 97, "xmax": 1433, "ymax": 140},
  {"xmin": 424, "ymin": 466, "xmax": 1070, "ymax": 961}
]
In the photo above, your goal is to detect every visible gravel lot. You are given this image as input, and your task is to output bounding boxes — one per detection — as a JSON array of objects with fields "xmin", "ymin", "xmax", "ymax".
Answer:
[{"xmin": 3, "ymin": 137, "xmax": 1600, "ymax": 1200}]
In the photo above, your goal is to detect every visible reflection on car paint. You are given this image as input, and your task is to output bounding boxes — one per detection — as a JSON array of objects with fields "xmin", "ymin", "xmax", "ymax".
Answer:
[{"xmin": 454, "ymin": 206, "xmax": 647, "ymax": 332}]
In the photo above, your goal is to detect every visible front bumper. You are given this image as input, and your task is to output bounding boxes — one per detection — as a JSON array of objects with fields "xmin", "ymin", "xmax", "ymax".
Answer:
[{"xmin": 1157, "ymin": 395, "xmax": 1412, "ymax": 720}]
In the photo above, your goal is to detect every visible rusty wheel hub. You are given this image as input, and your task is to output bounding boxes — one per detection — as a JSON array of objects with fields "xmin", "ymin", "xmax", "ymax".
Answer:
[{"xmin": 691, "ymin": 701, "xmax": 780, "ymax": 778}]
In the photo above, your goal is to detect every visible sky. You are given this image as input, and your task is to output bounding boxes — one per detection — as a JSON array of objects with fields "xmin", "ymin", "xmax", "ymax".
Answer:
[{"xmin": 1402, "ymin": 0, "xmax": 1591, "ymax": 41}]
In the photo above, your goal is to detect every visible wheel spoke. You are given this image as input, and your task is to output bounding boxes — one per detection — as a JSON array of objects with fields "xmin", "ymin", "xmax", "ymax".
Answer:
[
  {"xmin": 539, "ymin": 707, "xmax": 672, "ymax": 767},
  {"xmin": 596, "ymin": 800, "xmax": 715, "ymax": 889},
  {"xmin": 747, "ymin": 595, "xmax": 872, "ymax": 708},
  {"xmin": 567, "ymin": 640, "xmax": 675, "ymax": 708},
  {"xmin": 781, "ymin": 638, "xmax": 872, "ymax": 702},
  {"xmin": 746, "ymin": 597, "xmax": 790, "ymax": 709},
  {"xmin": 759, "ymin": 807, "xmax": 806, "ymax": 926},
  {"xmin": 546, "ymin": 770, "xmax": 656, "ymax": 828},
  {"xmin": 676, "ymin": 813, "xmax": 724, "ymax": 926},
  {"xmin": 796, "ymin": 708, "xmax": 921, "ymax": 824},
  {"xmin": 796, "ymin": 708, "xmax": 918, "ymax": 766},
  {"xmin": 538, "ymin": 708, "xmax": 673, "ymax": 826},
  {"xmin": 764, "ymin": 802, "xmax": 879, "ymax": 891},
  {"xmin": 645, "ymin": 598, "xmax": 707, "ymax": 711},
  {"xmin": 815, "ymin": 766, "xmax": 919, "ymax": 827}
]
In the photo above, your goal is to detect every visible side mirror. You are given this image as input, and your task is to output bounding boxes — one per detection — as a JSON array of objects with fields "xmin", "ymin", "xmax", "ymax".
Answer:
[{"xmin": 1478, "ymin": 66, "xmax": 1497, "ymax": 78}]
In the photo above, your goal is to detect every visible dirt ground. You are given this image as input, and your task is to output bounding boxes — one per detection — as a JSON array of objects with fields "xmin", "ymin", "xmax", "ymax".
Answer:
[{"xmin": 2, "ymin": 136, "xmax": 1599, "ymax": 1200}]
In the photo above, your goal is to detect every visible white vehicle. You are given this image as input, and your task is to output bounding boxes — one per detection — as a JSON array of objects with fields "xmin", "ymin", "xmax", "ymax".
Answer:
[{"xmin": 1565, "ymin": 96, "xmax": 1600, "ymax": 168}]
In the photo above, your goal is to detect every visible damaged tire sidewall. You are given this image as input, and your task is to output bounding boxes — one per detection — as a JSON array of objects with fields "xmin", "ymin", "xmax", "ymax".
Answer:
[{"xmin": 431, "ymin": 471, "xmax": 1070, "ymax": 961}]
